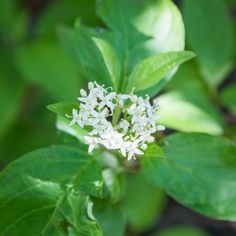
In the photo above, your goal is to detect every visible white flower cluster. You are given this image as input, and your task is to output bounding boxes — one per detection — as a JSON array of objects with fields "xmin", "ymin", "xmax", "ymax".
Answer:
[{"xmin": 69, "ymin": 82, "xmax": 165, "ymax": 160}]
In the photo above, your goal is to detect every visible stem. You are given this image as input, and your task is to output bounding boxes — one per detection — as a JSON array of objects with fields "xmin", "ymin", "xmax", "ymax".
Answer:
[{"xmin": 112, "ymin": 107, "xmax": 121, "ymax": 126}]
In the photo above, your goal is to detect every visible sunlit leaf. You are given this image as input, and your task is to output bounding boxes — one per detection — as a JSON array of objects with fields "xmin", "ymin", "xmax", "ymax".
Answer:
[
  {"xmin": 134, "ymin": 0, "xmax": 185, "ymax": 55},
  {"xmin": 127, "ymin": 51, "xmax": 195, "ymax": 92},
  {"xmin": 158, "ymin": 91, "xmax": 223, "ymax": 135}
]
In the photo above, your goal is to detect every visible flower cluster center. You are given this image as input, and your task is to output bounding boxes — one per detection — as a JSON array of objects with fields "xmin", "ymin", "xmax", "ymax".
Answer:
[{"xmin": 69, "ymin": 82, "xmax": 165, "ymax": 160}]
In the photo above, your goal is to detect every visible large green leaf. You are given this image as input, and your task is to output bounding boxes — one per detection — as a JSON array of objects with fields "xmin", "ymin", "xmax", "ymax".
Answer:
[
  {"xmin": 123, "ymin": 172, "xmax": 166, "ymax": 232},
  {"xmin": 127, "ymin": 51, "xmax": 195, "ymax": 92},
  {"xmin": 220, "ymin": 84, "xmax": 236, "ymax": 116},
  {"xmin": 0, "ymin": 145, "xmax": 104, "ymax": 235},
  {"xmin": 182, "ymin": 0, "xmax": 235, "ymax": 86},
  {"xmin": 134, "ymin": 0, "xmax": 185, "ymax": 55},
  {"xmin": 142, "ymin": 134, "xmax": 236, "ymax": 220},
  {"xmin": 15, "ymin": 41, "xmax": 81, "ymax": 101},
  {"xmin": 96, "ymin": 0, "xmax": 187, "ymax": 93}
]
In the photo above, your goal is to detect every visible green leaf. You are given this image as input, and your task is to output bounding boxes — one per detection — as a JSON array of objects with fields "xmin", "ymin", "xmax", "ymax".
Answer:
[
  {"xmin": 47, "ymin": 102, "xmax": 79, "ymax": 118},
  {"xmin": 0, "ymin": 145, "xmax": 104, "ymax": 235},
  {"xmin": 96, "ymin": 0, "xmax": 149, "ymax": 90},
  {"xmin": 47, "ymin": 102, "xmax": 89, "ymax": 143},
  {"xmin": 157, "ymin": 63, "xmax": 224, "ymax": 135},
  {"xmin": 15, "ymin": 41, "xmax": 81, "ymax": 101},
  {"xmin": 97, "ymin": 0, "xmax": 187, "ymax": 93},
  {"xmin": 142, "ymin": 134, "xmax": 236, "ymax": 220},
  {"xmin": 123, "ymin": 172, "xmax": 166, "ymax": 232},
  {"xmin": 92, "ymin": 37, "xmax": 121, "ymax": 90},
  {"xmin": 74, "ymin": 21, "xmax": 117, "ymax": 87},
  {"xmin": 134, "ymin": 0, "xmax": 185, "ymax": 55},
  {"xmin": 182, "ymin": 0, "xmax": 235, "ymax": 86},
  {"xmin": 154, "ymin": 226, "xmax": 209, "ymax": 236},
  {"xmin": 127, "ymin": 51, "xmax": 195, "ymax": 92},
  {"xmin": 94, "ymin": 203, "xmax": 126, "ymax": 236},
  {"xmin": 132, "ymin": 0, "xmax": 186, "ymax": 95},
  {"xmin": 220, "ymin": 84, "xmax": 236, "ymax": 116}
]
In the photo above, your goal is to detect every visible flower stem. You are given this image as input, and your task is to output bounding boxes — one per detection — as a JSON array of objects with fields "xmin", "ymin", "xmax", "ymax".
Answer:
[{"xmin": 112, "ymin": 107, "xmax": 121, "ymax": 126}]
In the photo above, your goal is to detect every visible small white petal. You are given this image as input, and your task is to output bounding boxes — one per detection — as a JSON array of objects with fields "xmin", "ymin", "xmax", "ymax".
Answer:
[
  {"xmin": 141, "ymin": 143, "xmax": 147, "ymax": 150},
  {"xmin": 80, "ymin": 89, "xmax": 87, "ymax": 97},
  {"xmin": 156, "ymin": 125, "xmax": 165, "ymax": 131},
  {"xmin": 88, "ymin": 82, "xmax": 94, "ymax": 90}
]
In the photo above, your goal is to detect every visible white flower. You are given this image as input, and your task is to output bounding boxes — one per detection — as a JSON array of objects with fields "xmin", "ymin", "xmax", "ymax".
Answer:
[
  {"xmin": 98, "ymin": 92, "xmax": 116, "ymax": 111},
  {"xmin": 78, "ymin": 94, "xmax": 97, "ymax": 108},
  {"xmin": 156, "ymin": 125, "xmax": 165, "ymax": 131},
  {"xmin": 68, "ymin": 82, "xmax": 164, "ymax": 160},
  {"xmin": 90, "ymin": 108, "xmax": 108, "ymax": 125},
  {"xmin": 70, "ymin": 109, "xmax": 84, "ymax": 127},
  {"xmin": 101, "ymin": 130, "xmax": 124, "ymax": 149},
  {"xmin": 84, "ymin": 136, "xmax": 100, "ymax": 153},
  {"xmin": 126, "ymin": 140, "xmax": 143, "ymax": 161},
  {"xmin": 117, "ymin": 94, "xmax": 129, "ymax": 106},
  {"xmin": 80, "ymin": 89, "xmax": 87, "ymax": 97},
  {"xmin": 88, "ymin": 81, "xmax": 94, "ymax": 90},
  {"xmin": 117, "ymin": 119, "xmax": 130, "ymax": 134}
]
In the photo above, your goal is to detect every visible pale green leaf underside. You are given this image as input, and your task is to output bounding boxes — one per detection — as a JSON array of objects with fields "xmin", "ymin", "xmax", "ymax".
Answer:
[
  {"xmin": 142, "ymin": 133, "xmax": 236, "ymax": 220},
  {"xmin": 127, "ymin": 51, "xmax": 195, "ymax": 92},
  {"xmin": 157, "ymin": 91, "xmax": 223, "ymax": 135}
]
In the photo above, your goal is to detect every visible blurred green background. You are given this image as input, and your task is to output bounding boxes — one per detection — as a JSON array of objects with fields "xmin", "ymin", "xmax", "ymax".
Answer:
[{"xmin": 0, "ymin": 0, "xmax": 235, "ymax": 235}]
